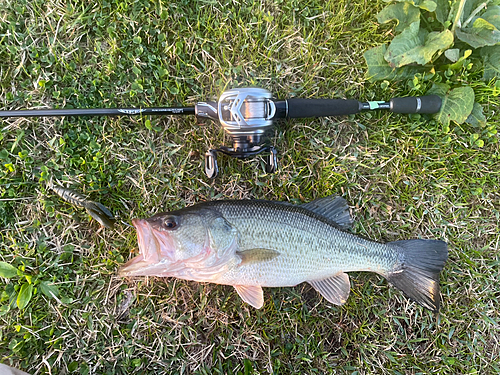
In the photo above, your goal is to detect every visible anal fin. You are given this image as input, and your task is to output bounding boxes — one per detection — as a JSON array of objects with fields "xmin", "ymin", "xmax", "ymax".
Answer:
[
  {"xmin": 308, "ymin": 273, "xmax": 351, "ymax": 305},
  {"xmin": 233, "ymin": 285, "xmax": 264, "ymax": 309}
]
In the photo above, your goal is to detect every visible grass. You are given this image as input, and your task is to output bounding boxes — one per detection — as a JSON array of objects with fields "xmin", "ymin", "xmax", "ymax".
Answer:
[{"xmin": 1, "ymin": 0, "xmax": 500, "ymax": 373}]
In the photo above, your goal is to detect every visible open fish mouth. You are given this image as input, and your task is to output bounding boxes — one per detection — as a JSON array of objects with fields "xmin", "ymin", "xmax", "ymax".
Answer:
[
  {"xmin": 118, "ymin": 218, "xmax": 175, "ymax": 276},
  {"xmin": 118, "ymin": 254, "xmax": 147, "ymax": 276}
]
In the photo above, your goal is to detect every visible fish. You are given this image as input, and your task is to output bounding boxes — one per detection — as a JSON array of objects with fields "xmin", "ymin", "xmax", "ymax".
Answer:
[
  {"xmin": 51, "ymin": 186, "xmax": 116, "ymax": 229},
  {"xmin": 119, "ymin": 195, "xmax": 448, "ymax": 312}
]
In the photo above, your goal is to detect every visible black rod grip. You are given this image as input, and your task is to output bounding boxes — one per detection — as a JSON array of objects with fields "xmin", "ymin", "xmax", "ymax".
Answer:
[
  {"xmin": 390, "ymin": 95, "xmax": 442, "ymax": 114},
  {"xmin": 286, "ymin": 98, "xmax": 361, "ymax": 118}
]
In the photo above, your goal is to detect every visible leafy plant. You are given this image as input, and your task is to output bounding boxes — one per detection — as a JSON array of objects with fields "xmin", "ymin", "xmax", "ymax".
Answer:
[
  {"xmin": 0, "ymin": 261, "xmax": 60, "ymax": 315},
  {"xmin": 364, "ymin": 0, "xmax": 500, "ymax": 145}
]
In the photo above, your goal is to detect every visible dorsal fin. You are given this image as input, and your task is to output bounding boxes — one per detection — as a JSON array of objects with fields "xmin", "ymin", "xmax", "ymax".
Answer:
[{"xmin": 301, "ymin": 196, "xmax": 353, "ymax": 229}]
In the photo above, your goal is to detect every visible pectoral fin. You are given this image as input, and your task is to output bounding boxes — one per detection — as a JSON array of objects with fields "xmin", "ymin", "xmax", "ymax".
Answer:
[
  {"xmin": 233, "ymin": 285, "xmax": 264, "ymax": 309},
  {"xmin": 308, "ymin": 273, "xmax": 351, "ymax": 305},
  {"xmin": 236, "ymin": 249, "xmax": 280, "ymax": 266}
]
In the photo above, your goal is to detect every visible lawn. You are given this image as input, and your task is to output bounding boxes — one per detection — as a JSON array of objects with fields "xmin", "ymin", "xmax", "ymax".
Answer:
[{"xmin": 1, "ymin": 0, "xmax": 499, "ymax": 374}]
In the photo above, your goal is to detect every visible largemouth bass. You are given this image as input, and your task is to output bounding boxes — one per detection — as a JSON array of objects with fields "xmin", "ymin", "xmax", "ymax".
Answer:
[{"xmin": 119, "ymin": 196, "xmax": 448, "ymax": 311}]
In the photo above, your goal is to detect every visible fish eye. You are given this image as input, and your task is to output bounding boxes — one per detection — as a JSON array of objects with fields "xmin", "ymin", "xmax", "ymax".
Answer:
[{"xmin": 164, "ymin": 217, "xmax": 177, "ymax": 229}]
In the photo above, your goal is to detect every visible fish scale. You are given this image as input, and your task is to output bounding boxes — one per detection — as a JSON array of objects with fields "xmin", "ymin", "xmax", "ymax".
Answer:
[
  {"xmin": 206, "ymin": 200, "xmax": 399, "ymax": 287},
  {"xmin": 120, "ymin": 196, "xmax": 448, "ymax": 312}
]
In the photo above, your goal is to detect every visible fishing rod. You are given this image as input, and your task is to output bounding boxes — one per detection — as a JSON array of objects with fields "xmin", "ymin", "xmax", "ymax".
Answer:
[{"xmin": 0, "ymin": 88, "xmax": 442, "ymax": 178}]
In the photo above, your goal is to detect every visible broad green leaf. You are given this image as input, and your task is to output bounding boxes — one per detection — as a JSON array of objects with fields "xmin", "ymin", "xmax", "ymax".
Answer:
[
  {"xmin": 9, "ymin": 339, "xmax": 23, "ymax": 353},
  {"xmin": 385, "ymin": 21, "xmax": 424, "ymax": 67},
  {"xmin": 377, "ymin": 3, "xmax": 421, "ymax": 32},
  {"xmin": 0, "ymin": 261, "xmax": 18, "ymax": 278},
  {"xmin": 68, "ymin": 362, "xmax": 79, "ymax": 372},
  {"xmin": 385, "ymin": 21, "xmax": 453, "ymax": 67},
  {"xmin": 17, "ymin": 283, "xmax": 33, "ymax": 309},
  {"xmin": 462, "ymin": 0, "xmax": 487, "ymax": 21},
  {"xmin": 0, "ymin": 304, "xmax": 10, "ymax": 316},
  {"xmin": 466, "ymin": 102, "xmax": 487, "ymax": 127},
  {"xmin": 476, "ymin": 5, "xmax": 500, "ymax": 29},
  {"xmin": 9, "ymin": 291, "xmax": 17, "ymax": 309},
  {"xmin": 0, "ymin": 290, "xmax": 8, "ymax": 302},
  {"xmin": 385, "ymin": 0, "xmax": 437, "ymax": 11},
  {"xmin": 364, "ymin": 44, "xmax": 431, "ymax": 81},
  {"xmin": 434, "ymin": 86, "xmax": 475, "ymax": 127},
  {"xmin": 40, "ymin": 281, "xmax": 60, "ymax": 299},
  {"xmin": 448, "ymin": 49, "xmax": 473, "ymax": 70},
  {"xmin": 418, "ymin": 0, "xmax": 437, "ymax": 12},
  {"xmin": 456, "ymin": 19, "xmax": 500, "ymax": 48},
  {"xmin": 428, "ymin": 82, "xmax": 451, "ymax": 98},
  {"xmin": 445, "ymin": 48, "xmax": 460, "ymax": 62},
  {"xmin": 481, "ymin": 45, "xmax": 500, "ymax": 81},
  {"xmin": 435, "ymin": 0, "xmax": 451, "ymax": 25},
  {"xmin": 445, "ymin": 49, "xmax": 472, "ymax": 70},
  {"xmin": 456, "ymin": 6, "xmax": 500, "ymax": 48}
]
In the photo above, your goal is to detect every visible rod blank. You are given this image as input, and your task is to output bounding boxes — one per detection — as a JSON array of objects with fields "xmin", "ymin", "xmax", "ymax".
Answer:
[{"xmin": 0, "ymin": 107, "xmax": 195, "ymax": 118}]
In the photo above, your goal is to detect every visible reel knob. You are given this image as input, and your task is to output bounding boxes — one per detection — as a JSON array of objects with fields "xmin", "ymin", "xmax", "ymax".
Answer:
[
  {"xmin": 204, "ymin": 150, "xmax": 219, "ymax": 179},
  {"xmin": 265, "ymin": 147, "xmax": 278, "ymax": 173}
]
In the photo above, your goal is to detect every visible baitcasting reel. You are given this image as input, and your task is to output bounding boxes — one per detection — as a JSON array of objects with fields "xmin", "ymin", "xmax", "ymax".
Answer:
[
  {"xmin": 0, "ymin": 87, "xmax": 442, "ymax": 178},
  {"xmin": 195, "ymin": 88, "xmax": 279, "ymax": 178}
]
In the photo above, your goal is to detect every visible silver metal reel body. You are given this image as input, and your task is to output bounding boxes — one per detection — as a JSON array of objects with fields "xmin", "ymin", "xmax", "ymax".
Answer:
[
  {"xmin": 195, "ymin": 88, "xmax": 278, "ymax": 178},
  {"xmin": 217, "ymin": 87, "xmax": 276, "ymax": 137}
]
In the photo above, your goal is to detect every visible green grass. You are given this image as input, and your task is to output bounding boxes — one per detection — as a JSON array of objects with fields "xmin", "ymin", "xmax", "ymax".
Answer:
[{"xmin": 1, "ymin": 0, "xmax": 500, "ymax": 374}]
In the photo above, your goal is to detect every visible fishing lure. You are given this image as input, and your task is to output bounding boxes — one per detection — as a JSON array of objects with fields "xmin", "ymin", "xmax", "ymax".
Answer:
[{"xmin": 51, "ymin": 186, "xmax": 115, "ymax": 229}]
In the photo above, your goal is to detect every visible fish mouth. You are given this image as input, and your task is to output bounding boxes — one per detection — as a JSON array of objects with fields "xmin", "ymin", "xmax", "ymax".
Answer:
[{"xmin": 118, "ymin": 218, "xmax": 175, "ymax": 277}]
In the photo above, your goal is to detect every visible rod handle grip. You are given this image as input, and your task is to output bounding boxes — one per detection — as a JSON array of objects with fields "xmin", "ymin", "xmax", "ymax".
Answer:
[
  {"xmin": 390, "ymin": 95, "xmax": 442, "ymax": 114},
  {"xmin": 286, "ymin": 98, "xmax": 361, "ymax": 118}
]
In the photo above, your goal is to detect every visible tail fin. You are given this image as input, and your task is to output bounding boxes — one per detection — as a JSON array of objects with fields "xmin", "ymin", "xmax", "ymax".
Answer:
[{"xmin": 386, "ymin": 239, "xmax": 448, "ymax": 312}]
